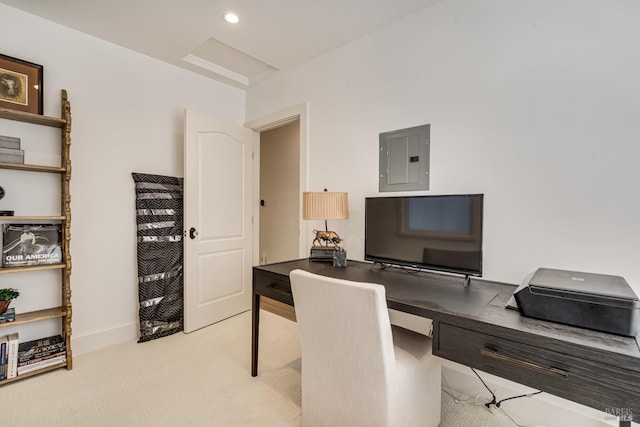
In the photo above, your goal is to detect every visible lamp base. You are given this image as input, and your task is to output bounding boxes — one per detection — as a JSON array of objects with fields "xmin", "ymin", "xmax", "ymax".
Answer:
[{"xmin": 309, "ymin": 247, "xmax": 335, "ymax": 262}]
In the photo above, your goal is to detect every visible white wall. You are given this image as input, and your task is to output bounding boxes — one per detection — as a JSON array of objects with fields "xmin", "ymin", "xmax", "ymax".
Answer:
[
  {"xmin": 0, "ymin": 4, "xmax": 245, "ymax": 353},
  {"xmin": 247, "ymin": 0, "xmax": 640, "ymax": 295}
]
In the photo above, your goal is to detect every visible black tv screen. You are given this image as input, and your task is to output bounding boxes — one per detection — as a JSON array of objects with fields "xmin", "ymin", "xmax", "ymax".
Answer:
[{"xmin": 365, "ymin": 194, "xmax": 484, "ymax": 276}]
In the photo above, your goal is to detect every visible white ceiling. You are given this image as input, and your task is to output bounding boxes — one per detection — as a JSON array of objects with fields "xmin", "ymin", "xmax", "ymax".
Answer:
[{"xmin": 1, "ymin": 0, "xmax": 443, "ymax": 88}]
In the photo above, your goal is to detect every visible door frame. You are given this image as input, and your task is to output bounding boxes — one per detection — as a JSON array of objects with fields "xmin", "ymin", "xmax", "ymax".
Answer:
[{"xmin": 245, "ymin": 103, "xmax": 309, "ymax": 260}]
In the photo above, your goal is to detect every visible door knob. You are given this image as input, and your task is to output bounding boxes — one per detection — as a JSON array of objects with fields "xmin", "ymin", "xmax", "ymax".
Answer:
[{"xmin": 189, "ymin": 227, "xmax": 198, "ymax": 239}]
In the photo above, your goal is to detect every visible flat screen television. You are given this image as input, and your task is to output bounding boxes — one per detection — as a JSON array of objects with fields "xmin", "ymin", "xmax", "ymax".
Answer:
[{"xmin": 365, "ymin": 194, "xmax": 484, "ymax": 277}]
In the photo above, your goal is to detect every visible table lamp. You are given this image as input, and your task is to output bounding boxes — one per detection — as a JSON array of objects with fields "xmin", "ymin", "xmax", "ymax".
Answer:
[{"xmin": 302, "ymin": 190, "xmax": 349, "ymax": 262}]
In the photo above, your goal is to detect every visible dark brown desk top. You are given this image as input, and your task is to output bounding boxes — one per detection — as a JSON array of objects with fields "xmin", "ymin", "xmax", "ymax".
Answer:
[{"xmin": 254, "ymin": 259, "xmax": 640, "ymax": 373}]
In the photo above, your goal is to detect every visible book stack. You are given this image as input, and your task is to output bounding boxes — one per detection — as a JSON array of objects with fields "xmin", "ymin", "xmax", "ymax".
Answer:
[
  {"xmin": 0, "ymin": 308, "xmax": 16, "ymax": 323},
  {"xmin": 16, "ymin": 334, "xmax": 66, "ymax": 376},
  {"xmin": 0, "ymin": 135, "xmax": 24, "ymax": 164},
  {"xmin": 0, "ymin": 332, "xmax": 19, "ymax": 381}
]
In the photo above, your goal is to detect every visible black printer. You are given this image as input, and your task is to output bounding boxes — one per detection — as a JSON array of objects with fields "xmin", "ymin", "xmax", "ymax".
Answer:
[{"xmin": 513, "ymin": 268, "xmax": 639, "ymax": 337}]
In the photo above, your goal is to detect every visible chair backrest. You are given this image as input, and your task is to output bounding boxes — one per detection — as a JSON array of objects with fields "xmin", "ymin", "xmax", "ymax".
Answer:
[{"xmin": 289, "ymin": 269, "xmax": 396, "ymax": 427}]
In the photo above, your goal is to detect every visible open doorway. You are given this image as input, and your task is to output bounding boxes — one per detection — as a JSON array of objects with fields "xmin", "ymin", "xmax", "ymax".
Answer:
[
  {"xmin": 258, "ymin": 120, "xmax": 300, "ymax": 266},
  {"xmin": 247, "ymin": 103, "xmax": 308, "ymax": 321}
]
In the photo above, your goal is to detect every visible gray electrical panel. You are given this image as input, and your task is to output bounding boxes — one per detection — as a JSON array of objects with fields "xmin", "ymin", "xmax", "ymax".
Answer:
[{"xmin": 379, "ymin": 124, "xmax": 430, "ymax": 192}]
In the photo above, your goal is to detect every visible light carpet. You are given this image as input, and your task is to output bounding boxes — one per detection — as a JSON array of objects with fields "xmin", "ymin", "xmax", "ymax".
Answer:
[{"xmin": 0, "ymin": 310, "xmax": 516, "ymax": 426}]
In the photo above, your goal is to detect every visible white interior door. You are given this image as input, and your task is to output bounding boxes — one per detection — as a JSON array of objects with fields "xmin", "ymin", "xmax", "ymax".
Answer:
[{"xmin": 184, "ymin": 109, "xmax": 257, "ymax": 333}]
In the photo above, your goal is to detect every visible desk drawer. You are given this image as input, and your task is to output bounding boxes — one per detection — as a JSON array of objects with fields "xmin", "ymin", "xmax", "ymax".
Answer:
[
  {"xmin": 435, "ymin": 323, "xmax": 640, "ymax": 418},
  {"xmin": 254, "ymin": 271, "xmax": 294, "ymax": 305}
]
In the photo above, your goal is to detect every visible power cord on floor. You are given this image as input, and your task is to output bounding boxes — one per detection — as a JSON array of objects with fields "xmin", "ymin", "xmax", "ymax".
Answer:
[
  {"xmin": 496, "ymin": 390, "xmax": 543, "ymax": 407},
  {"xmin": 471, "ymin": 368, "xmax": 543, "ymax": 409},
  {"xmin": 442, "ymin": 368, "xmax": 554, "ymax": 427},
  {"xmin": 471, "ymin": 367, "xmax": 497, "ymax": 409},
  {"xmin": 442, "ymin": 372, "xmax": 552, "ymax": 427},
  {"xmin": 470, "ymin": 367, "xmax": 551, "ymax": 427}
]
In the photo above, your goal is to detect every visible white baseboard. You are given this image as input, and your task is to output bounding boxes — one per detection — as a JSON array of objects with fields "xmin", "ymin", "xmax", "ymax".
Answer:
[
  {"xmin": 71, "ymin": 322, "xmax": 139, "ymax": 356},
  {"xmin": 442, "ymin": 360, "xmax": 635, "ymax": 427}
]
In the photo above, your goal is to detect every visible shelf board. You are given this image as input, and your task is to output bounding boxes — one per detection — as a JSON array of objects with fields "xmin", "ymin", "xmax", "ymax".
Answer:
[
  {"xmin": 0, "ymin": 306, "xmax": 66, "ymax": 329},
  {"xmin": 0, "ymin": 216, "xmax": 66, "ymax": 221},
  {"xmin": 0, "ymin": 108, "xmax": 65, "ymax": 128},
  {"xmin": 0, "ymin": 361, "xmax": 68, "ymax": 385},
  {"xmin": 15, "ymin": 307, "xmax": 66, "ymax": 324},
  {"xmin": 0, "ymin": 162, "xmax": 65, "ymax": 173},
  {"xmin": 0, "ymin": 263, "xmax": 66, "ymax": 274}
]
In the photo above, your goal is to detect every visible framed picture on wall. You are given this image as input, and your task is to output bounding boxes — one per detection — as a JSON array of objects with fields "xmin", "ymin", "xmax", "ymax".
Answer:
[{"xmin": 0, "ymin": 54, "xmax": 43, "ymax": 115}]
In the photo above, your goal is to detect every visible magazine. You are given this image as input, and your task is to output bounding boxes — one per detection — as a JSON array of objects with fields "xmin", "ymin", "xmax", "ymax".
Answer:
[{"xmin": 2, "ymin": 224, "xmax": 63, "ymax": 267}]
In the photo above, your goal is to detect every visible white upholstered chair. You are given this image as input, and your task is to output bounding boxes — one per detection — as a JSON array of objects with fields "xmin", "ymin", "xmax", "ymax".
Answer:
[{"xmin": 289, "ymin": 269, "xmax": 441, "ymax": 427}]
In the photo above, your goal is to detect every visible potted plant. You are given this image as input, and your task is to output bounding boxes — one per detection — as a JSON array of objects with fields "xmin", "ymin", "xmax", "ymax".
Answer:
[{"xmin": 0, "ymin": 288, "xmax": 19, "ymax": 314}]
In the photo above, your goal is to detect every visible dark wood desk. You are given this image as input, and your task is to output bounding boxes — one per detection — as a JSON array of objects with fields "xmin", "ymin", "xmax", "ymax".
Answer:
[{"xmin": 252, "ymin": 259, "xmax": 640, "ymax": 425}]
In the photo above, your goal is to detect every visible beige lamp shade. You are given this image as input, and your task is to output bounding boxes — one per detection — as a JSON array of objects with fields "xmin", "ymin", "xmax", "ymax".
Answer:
[{"xmin": 302, "ymin": 192, "xmax": 349, "ymax": 220}]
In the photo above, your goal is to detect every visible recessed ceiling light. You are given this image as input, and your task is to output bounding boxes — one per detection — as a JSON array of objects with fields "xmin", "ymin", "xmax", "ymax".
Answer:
[{"xmin": 223, "ymin": 12, "xmax": 239, "ymax": 24}]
